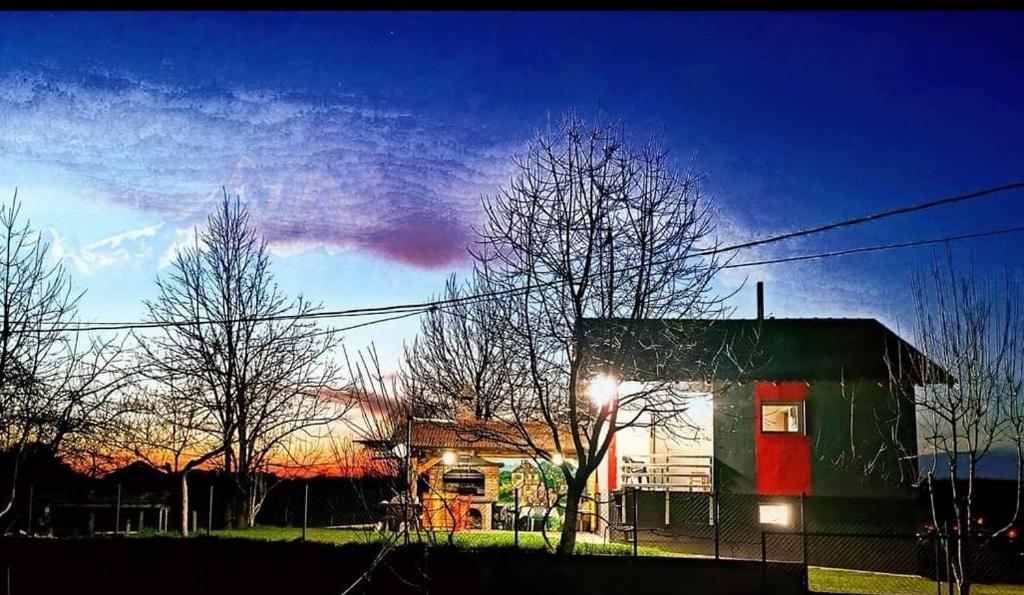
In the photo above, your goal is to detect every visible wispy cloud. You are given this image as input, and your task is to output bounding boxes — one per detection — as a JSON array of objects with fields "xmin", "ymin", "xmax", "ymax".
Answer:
[
  {"xmin": 49, "ymin": 222, "xmax": 164, "ymax": 275},
  {"xmin": 0, "ymin": 72, "xmax": 512, "ymax": 268}
]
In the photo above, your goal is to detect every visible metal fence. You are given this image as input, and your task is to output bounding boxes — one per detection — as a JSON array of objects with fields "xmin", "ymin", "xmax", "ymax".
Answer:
[
  {"xmin": 607, "ymin": 487, "xmax": 1024, "ymax": 594},
  {"xmin": 19, "ymin": 477, "xmax": 1024, "ymax": 594}
]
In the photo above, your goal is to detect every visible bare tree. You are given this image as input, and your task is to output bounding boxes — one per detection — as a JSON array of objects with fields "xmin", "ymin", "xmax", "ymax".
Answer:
[
  {"xmin": 107, "ymin": 371, "xmax": 223, "ymax": 535},
  {"xmin": 469, "ymin": 113, "xmax": 726, "ymax": 554},
  {"xmin": 337, "ymin": 344, "xmax": 439, "ymax": 594},
  {"xmin": 402, "ymin": 268, "xmax": 512, "ymax": 421},
  {"xmin": 895, "ymin": 252, "xmax": 1024, "ymax": 594},
  {"xmin": 138, "ymin": 192, "xmax": 346, "ymax": 527},
  {"xmin": 0, "ymin": 194, "xmax": 130, "ymax": 521}
]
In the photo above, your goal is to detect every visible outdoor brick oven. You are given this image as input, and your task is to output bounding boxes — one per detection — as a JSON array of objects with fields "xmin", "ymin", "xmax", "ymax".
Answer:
[
  {"xmin": 424, "ymin": 456, "xmax": 501, "ymax": 529},
  {"xmin": 394, "ymin": 391, "xmax": 581, "ymax": 532}
]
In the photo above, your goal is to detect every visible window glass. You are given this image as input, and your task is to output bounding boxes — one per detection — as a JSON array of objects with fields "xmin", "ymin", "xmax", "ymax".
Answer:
[{"xmin": 761, "ymin": 402, "xmax": 803, "ymax": 434}]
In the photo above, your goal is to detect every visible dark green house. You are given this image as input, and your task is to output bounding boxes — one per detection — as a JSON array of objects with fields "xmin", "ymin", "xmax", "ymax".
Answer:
[{"xmin": 579, "ymin": 310, "xmax": 944, "ymax": 551}]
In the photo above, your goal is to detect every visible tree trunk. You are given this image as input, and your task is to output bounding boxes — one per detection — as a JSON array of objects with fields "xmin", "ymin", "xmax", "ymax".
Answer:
[
  {"xmin": 222, "ymin": 473, "xmax": 251, "ymax": 528},
  {"xmin": 180, "ymin": 471, "xmax": 189, "ymax": 536},
  {"xmin": 556, "ymin": 482, "xmax": 585, "ymax": 555}
]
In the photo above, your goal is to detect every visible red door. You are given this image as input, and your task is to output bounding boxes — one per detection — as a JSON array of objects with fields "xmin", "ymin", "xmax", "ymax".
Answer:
[{"xmin": 754, "ymin": 381, "xmax": 811, "ymax": 495}]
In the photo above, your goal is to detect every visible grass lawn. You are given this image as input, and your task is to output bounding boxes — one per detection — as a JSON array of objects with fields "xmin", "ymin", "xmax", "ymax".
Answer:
[
  {"xmin": 143, "ymin": 526, "xmax": 1024, "ymax": 593},
  {"xmin": 809, "ymin": 567, "xmax": 1024, "ymax": 594},
  {"xmin": 203, "ymin": 526, "xmax": 670, "ymax": 556}
]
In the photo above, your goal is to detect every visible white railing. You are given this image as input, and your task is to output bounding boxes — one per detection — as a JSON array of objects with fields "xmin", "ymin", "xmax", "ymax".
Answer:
[{"xmin": 619, "ymin": 453, "xmax": 713, "ymax": 492}]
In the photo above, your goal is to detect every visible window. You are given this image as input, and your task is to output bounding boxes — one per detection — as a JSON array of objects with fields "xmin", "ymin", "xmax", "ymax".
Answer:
[
  {"xmin": 761, "ymin": 402, "xmax": 804, "ymax": 434},
  {"xmin": 759, "ymin": 503, "xmax": 792, "ymax": 526}
]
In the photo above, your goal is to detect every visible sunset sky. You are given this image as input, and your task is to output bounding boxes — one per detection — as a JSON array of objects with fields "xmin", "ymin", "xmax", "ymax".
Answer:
[{"xmin": 1, "ymin": 12, "xmax": 1023, "ymax": 369}]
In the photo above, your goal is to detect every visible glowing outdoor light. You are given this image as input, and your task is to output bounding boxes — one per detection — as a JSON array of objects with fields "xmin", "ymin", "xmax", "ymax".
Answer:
[
  {"xmin": 551, "ymin": 452, "xmax": 565, "ymax": 466},
  {"xmin": 442, "ymin": 450, "xmax": 458, "ymax": 466},
  {"xmin": 758, "ymin": 503, "xmax": 792, "ymax": 527},
  {"xmin": 587, "ymin": 373, "xmax": 619, "ymax": 408}
]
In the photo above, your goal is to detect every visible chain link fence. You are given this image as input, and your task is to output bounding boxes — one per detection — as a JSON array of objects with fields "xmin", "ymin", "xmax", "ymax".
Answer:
[
  {"xmin": 607, "ymin": 487, "xmax": 1024, "ymax": 594},
  {"xmin": 21, "ymin": 476, "xmax": 1024, "ymax": 594}
]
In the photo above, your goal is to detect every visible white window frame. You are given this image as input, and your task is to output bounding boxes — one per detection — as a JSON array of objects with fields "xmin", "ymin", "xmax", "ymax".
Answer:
[{"xmin": 760, "ymin": 401, "xmax": 805, "ymax": 435}]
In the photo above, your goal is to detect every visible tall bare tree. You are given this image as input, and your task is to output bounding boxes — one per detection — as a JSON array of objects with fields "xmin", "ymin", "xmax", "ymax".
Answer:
[
  {"xmin": 0, "ymin": 194, "xmax": 130, "ymax": 521},
  {"xmin": 107, "ymin": 371, "xmax": 223, "ymax": 535},
  {"xmin": 402, "ymin": 268, "xmax": 512, "ymax": 421},
  {"xmin": 469, "ymin": 113, "xmax": 725, "ymax": 554},
  {"xmin": 138, "ymin": 192, "xmax": 346, "ymax": 527},
  {"xmin": 894, "ymin": 253, "xmax": 1024, "ymax": 594}
]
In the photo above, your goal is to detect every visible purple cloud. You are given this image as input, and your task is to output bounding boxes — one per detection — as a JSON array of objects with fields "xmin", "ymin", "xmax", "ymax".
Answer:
[{"xmin": 0, "ymin": 72, "xmax": 511, "ymax": 269}]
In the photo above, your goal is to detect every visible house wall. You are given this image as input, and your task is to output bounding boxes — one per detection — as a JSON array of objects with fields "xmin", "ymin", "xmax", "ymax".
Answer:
[{"xmin": 713, "ymin": 379, "xmax": 918, "ymax": 497}]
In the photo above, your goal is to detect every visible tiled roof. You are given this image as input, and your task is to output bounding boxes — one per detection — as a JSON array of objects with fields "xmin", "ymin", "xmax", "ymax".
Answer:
[{"xmin": 407, "ymin": 418, "xmax": 580, "ymax": 456}]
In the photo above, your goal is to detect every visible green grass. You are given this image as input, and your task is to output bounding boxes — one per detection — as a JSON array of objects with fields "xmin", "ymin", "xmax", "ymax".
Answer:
[
  {"xmin": 142, "ymin": 527, "xmax": 1024, "ymax": 593},
  {"xmin": 203, "ymin": 525, "xmax": 670, "ymax": 556},
  {"xmin": 809, "ymin": 566, "xmax": 1024, "ymax": 594},
  {"xmin": 210, "ymin": 525, "xmax": 379, "ymax": 545}
]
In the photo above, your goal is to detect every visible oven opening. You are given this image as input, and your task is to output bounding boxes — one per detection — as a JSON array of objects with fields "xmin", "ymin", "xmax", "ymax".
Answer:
[{"xmin": 442, "ymin": 468, "xmax": 486, "ymax": 496}]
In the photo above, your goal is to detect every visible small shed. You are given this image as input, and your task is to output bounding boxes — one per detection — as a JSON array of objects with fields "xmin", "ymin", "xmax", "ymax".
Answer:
[{"xmin": 46, "ymin": 489, "xmax": 172, "ymax": 536}]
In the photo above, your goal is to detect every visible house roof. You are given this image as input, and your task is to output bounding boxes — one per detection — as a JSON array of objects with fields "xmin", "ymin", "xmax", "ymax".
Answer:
[
  {"xmin": 406, "ymin": 418, "xmax": 580, "ymax": 456},
  {"xmin": 578, "ymin": 317, "xmax": 947, "ymax": 384}
]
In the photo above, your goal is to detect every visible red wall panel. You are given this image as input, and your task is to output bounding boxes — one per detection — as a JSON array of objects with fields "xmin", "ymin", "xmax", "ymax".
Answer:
[
  {"xmin": 754, "ymin": 381, "xmax": 811, "ymax": 495},
  {"xmin": 607, "ymin": 432, "xmax": 617, "ymax": 491}
]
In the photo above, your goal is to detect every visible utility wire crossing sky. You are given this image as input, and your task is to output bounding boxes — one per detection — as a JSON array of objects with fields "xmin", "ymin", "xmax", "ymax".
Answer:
[
  {"xmin": 1, "ymin": 12, "xmax": 1022, "ymax": 366},
  {"xmin": 24, "ymin": 180, "xmax": 1024, "ymax": 335}
]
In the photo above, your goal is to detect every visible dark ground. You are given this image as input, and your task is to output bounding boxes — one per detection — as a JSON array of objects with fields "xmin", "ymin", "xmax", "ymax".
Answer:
[{"xmin": 0, "ymin": 536, "xmax": 807, "ymax": 595}]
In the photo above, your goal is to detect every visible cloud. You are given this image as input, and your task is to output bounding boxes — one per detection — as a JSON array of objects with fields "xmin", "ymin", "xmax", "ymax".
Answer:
[
  {"xmin": 49, "ymin": 222, "xmax": 164, "ymax": 275},
  {"xmin": 158, "ymin": 225, "xmax": 200, "ymax": 269},
  {"xmin": 0, "ymin": 72, "xmax": 512, "ymax": 269}
]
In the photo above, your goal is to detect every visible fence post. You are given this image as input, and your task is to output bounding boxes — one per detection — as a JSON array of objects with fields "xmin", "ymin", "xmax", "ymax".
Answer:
[
  {"xmin": 302, "ymin": 483, "xmax": 309, "ymax": 542},
  {"xmin": 207, "ymin": 485, "xmax": 213, "ymax": 535},
  {"xmin": 944, "ymin": 521, "xmax": 955, "ymax": 595},
  {"xmin": 513, "ymin": 487, "xmax": 519, "ymax": 548},
  {"xmin": 800, "ymin": 492, "xmax": 808, "ymax": 566},
  {"xmin": 26, "ymin": 484, "xmax": 33, "ymax": 535},
  {"xmin": 760, "ymin": 530, "xmax": 768, "ymax": 591},
  {"xmin": 713, "ymin": 489, "xmax": 721, "ymax": 560},
  {"xmin": 114, "ymin": 484, "xmax": 121, "ymax": 537},
  {"xmin": 932, "ymin": 532, "xmax": 941, "ymax": 595},
  {"xmin": 632, "ymin": 487, "xmax": 639, "ymax": 557}
]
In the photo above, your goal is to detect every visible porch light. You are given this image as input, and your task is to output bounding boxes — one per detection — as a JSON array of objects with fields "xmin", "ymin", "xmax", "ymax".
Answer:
[
  {"xmin": 551, "ymin": 452, "xmax": 565, "ymax": 466},
  {"xmin": 442, "ymin": 450, "xmax": 458, "ymax": 466},
  {"xmin": 588, "ymin": 373, "xmax": 619, "ymax": 408},
  {"xmin": 758, "ymin": 503, "xmax": 791, "ymax": 527}
]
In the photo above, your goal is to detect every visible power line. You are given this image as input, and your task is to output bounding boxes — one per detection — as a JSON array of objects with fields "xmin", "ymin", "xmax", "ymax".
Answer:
[
  {"xmin": 722, "ymin": 224, "xmax": 1024, "ymax": 271},
  {"xmin": 277, "ymin": 180, "xmax": 1024, "ymax": 319},
  {"xmin": 19, "ymin": 181, "xmax": 1024, "ymax": 334},
  {"xmin": 66, "ymin": 305, "xmax": 431, "ymax": 333},
  {"xmin": 713, "ymin": 181, "xmax": 1024, "ymax": 256}
]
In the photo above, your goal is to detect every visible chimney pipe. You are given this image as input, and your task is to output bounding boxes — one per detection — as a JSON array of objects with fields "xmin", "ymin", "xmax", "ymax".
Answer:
[{"xmin": 756, "ymin": 281, "xmax": 764, "ymax": 321}]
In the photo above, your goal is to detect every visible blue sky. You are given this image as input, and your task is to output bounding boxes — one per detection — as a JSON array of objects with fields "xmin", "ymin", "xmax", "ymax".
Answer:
[{"xmin": 1, "ymin": 12, "xmax": 1022, "ymax": 369}]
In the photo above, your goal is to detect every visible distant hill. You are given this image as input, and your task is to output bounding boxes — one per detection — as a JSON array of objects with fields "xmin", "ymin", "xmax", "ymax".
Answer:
[{"xmin": 918, "ymin": 450, "xmax": 1020, "ymax": 481}]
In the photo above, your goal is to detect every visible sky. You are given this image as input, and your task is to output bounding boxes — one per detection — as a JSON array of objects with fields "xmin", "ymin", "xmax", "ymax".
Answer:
[{"xmin": 0, "ymin": 12, "xmax": 1023, "ymax": 370}]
